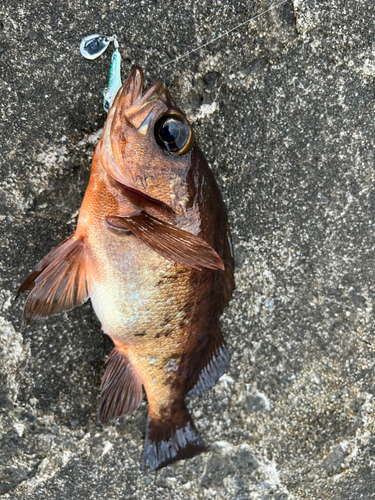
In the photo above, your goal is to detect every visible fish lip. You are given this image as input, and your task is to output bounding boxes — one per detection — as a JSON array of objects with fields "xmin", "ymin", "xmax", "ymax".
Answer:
[
  {"xmin": 124, "ymin": 78, "xmax": 167, "ymax": 117},
  {"xmin": 142, "ymin": 79, "xmax": 166, "ymax": 104},
  {"xmin": 112, "ymin": 67, "xmax": 167, "ymax": 119},
  {"xmin": 115, "ymin": 65, "xmax": 144, "ymax": 111},
  {"xmin": 129, "ymin": 66, "xmax": 144, "ymax": 105}
]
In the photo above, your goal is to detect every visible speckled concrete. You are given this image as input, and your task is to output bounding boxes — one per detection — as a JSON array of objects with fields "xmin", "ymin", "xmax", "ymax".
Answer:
[{"xmin": 1, "ymin": 0, "xmax": 375, "ymax": 498}]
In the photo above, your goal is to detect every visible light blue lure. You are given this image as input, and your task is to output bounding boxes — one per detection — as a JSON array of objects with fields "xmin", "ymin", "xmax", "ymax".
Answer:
[
  {"xmin": 80, "ymin": 33, "xmax": 122, "ymax": 113},
  {"xmin": 103, "ymin": 48, "xmax": 122, "ymax": 113}
]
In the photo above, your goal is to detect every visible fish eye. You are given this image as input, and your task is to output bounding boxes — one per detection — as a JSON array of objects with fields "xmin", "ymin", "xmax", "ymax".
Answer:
[{"xmin": 154, "ymin": 112, "xmax": 193, "ymax": 155}]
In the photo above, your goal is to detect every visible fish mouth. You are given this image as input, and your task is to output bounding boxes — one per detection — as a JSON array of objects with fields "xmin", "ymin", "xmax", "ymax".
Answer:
[
  {"xmin": 139, "ymin": 78, "xmax": 167, "ymax": 105},
  {"xmin": 111, "ymin": 66, "xmax": 167, "ymax": 116},
  {"xmin": 122, "ymin": 66, "xmax": 167, "ymax": 117},
  {"xmin": 124, "ymin": 65, "xmax": 144, "ymax": 107},
  {"xmin": 108, "ymin": 66, "xmax": 169, "ymax": 133},
  {"xmin": 99, "ymin": 66, "xmax": 170, "ymax": 191},
  {"xmin": 109, "ymin": 66, "xmax": 144, "ymax": 112}
]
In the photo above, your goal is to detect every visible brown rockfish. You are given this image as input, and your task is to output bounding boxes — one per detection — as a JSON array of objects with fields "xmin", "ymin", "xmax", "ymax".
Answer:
[{"xmin": 18, "ymin": 67, "xmax": 234, "ymax": 470}]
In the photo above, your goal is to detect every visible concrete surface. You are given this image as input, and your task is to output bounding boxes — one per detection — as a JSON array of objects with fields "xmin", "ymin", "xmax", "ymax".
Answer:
[{"xmin": 1, "ymin": 0, "xmax": 375, "ymax": 498}]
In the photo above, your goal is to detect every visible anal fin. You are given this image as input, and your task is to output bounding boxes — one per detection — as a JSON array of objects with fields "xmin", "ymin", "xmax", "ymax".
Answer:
[
  {"xmin": 143, "ymin": 405, "xmax": 206, "ymax": 470},
  {"xmin": 98, "ymin": 347, "xmax": 143, "ymax": 424},
  {"xmin": 186, "ymin": 324, "xmax": 230, "ymax": 396}
]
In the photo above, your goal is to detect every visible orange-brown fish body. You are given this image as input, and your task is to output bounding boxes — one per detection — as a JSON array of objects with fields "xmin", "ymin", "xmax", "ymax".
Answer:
[{"xmin": 19, "ymin": 67, "xmax": 234, "ymax": 470}]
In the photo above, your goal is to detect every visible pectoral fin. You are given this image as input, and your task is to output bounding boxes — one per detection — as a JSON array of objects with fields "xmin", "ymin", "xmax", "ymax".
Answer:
[
  {"xmin": 106, "ymin": 212, "xmax": 224, "ymax": 271},
  {"xmin": 118, "ymin": 182, "xmax": 174, "ymax": 214},
  {"xmin": 17, "ymin": 236, "xmax": 77, "ymax": 295},
  {"xmin": 18, "ymin": 236, "xmax": 93, "ymax": 325}
]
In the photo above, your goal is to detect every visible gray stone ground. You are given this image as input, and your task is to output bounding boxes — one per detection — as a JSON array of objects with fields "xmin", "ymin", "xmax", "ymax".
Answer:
[{"xmin": 1, "ymin": 0, "xmax": 375, "ymax": 498}]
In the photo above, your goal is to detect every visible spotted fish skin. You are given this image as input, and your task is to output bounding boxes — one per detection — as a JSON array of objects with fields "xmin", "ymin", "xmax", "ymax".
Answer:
[{"xmin": 19, "ymin": 67, "xmax": 234, "ymax": 470}]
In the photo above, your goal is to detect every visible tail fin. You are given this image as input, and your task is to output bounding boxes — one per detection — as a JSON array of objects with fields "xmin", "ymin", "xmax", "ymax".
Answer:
[{"xmin": 142, "ymin": 405, "xmax": 206, "ymax": 470}]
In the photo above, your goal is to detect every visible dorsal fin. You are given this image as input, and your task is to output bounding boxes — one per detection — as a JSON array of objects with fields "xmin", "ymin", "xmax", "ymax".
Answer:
[
  {"xmin": 185, "ymin": 324, "xmax": 229, "ymax": 396},
  {"xmin": 98, "ymin": 347, "xmax": 143, "ymax": 424},
  {"xmin": 19, "ymin": 237, "xmax": 93, "ymax": 325}
]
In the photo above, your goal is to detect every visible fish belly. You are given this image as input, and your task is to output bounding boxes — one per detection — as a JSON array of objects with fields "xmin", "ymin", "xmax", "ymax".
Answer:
[{"xmin": 88, "ymin": 228, "xmax": 195, "ymax": 350}]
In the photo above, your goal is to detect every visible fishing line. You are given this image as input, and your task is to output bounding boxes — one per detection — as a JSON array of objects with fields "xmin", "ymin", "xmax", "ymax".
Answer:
[
  {"xmin": 159, "ymin": 0, "xmax": 289, "ymax": 68},
  {"xmin": 80, "ymin": 0, "xmax": 289, "ymax": 110}
]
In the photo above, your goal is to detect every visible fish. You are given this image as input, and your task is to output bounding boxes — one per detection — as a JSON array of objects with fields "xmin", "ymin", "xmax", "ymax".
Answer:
[{"xmin": 18, "ymin": 66, "xmax": 235, "ymax": 470}]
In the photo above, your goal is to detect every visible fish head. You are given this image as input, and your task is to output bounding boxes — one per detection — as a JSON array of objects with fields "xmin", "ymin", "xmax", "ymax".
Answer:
[{"xmin": 98, "ymin": 66, "xmax": 197, "ymax": 208}]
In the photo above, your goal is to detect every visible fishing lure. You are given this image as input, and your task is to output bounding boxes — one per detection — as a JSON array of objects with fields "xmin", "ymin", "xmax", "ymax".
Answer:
[
  {"xmin": 103, "ymin": 47, "xmax": 122, "ymax": 112},
  {"xmin": 80, "ymin": 33, "xmax": 122, "ymax": 112}
]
